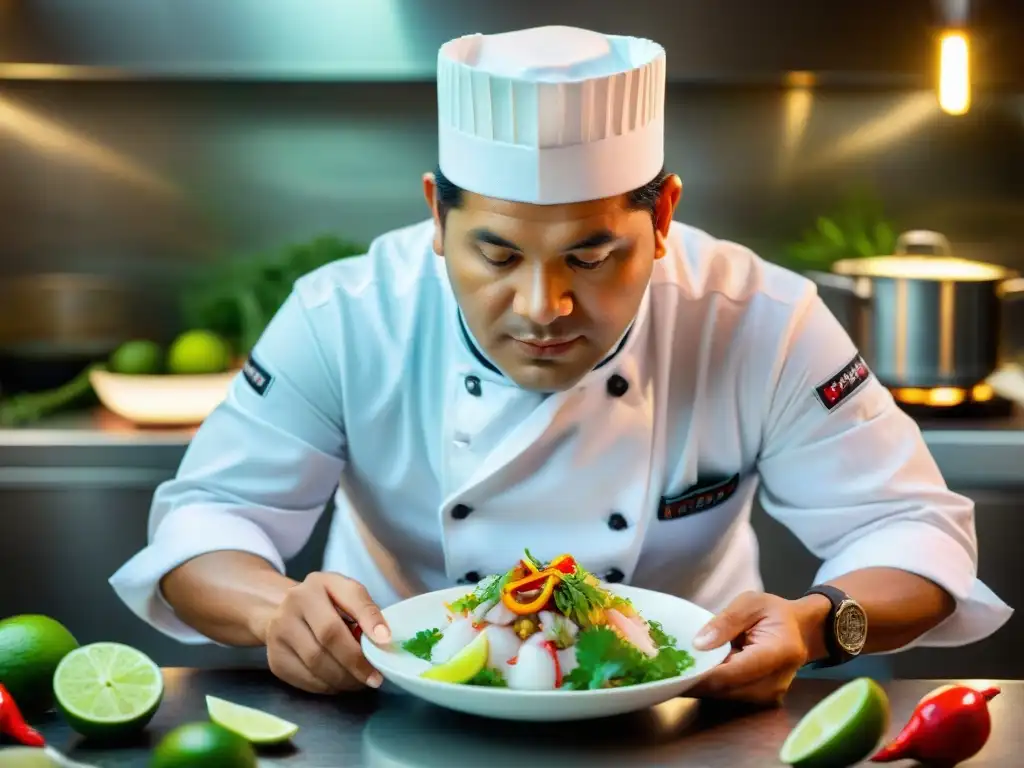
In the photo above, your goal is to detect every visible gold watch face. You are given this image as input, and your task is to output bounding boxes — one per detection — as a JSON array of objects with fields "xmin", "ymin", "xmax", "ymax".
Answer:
[{"xmin": 835, "ymin": 600, "xmax": 868, "ymax": 655}]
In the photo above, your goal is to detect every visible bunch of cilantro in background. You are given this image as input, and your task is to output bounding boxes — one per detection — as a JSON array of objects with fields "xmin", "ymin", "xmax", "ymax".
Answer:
[{"xmin": 180, "ymin": 234, "xmax": 366, "ymax": 356}]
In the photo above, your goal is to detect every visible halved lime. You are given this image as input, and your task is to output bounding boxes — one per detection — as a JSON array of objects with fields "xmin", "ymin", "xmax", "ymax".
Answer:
[
  {"xmin": 206, "ymin": 694, "xmax": 299, "ymax": 744},
  {"xmin": 779, "ymin": 677, "xmax": 890, "ymax": 768},
  {"xmin": 420, "ymin": 630, "xmax": 489, "ymax": 684},
  {"xmin": 52, "ymin": 641, "xmax": 164, "ymax": 741}
]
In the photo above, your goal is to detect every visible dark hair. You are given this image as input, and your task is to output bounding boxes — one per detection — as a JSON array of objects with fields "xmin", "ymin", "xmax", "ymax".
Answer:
[{"xmin": 434, "ymin": 164, "xmax": 669, "ymax": 225}]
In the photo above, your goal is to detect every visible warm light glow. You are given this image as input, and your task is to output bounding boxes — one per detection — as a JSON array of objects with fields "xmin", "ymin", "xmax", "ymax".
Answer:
[
  {"xmin": 890, "ymin": 383, "xmax": 993, "ymax": 408},
  {"xmin": 832, "ymin": 256, "xmax": 1009, "ymax": 282},
  {"xmin": 939, "ymin": 31, "xmax": 971, "ymax": 116}
]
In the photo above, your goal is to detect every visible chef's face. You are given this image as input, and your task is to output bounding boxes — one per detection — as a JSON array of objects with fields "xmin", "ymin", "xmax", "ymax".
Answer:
[{"xmin": 424, "ymin": 172, "xmax": 682, "ymax": 392}]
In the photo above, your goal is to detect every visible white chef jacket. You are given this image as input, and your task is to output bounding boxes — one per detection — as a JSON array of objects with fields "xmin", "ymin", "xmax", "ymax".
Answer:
[{"xmin": 109, "ymin": 219, "xmax": 1012, "ymax": 650}]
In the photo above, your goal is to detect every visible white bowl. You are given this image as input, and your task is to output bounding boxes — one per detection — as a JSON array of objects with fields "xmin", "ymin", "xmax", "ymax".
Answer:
[
  {"xmin": 89, "ymin": 368, "xmax": 238, "ymax": 426},
  {"xmin": 361, "ymin": 584, "xmax": 730, "ymax": 722}
]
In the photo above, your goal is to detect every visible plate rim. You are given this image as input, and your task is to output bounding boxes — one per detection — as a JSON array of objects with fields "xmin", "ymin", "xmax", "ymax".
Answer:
[{"xmin": 361, "ymin": 583, "xmax": 730, "ymax": 697}]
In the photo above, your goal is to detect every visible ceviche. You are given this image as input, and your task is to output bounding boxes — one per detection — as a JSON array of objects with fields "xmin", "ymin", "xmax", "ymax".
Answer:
[{"xmin": 399, "ymin": 550, "xmax": 695, "ymax": 690}]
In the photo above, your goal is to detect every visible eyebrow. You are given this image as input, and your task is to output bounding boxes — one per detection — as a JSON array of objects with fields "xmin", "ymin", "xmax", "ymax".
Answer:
[{"xmin": 469, "ymin": 228, "xmax": 622, "ymax": 253}]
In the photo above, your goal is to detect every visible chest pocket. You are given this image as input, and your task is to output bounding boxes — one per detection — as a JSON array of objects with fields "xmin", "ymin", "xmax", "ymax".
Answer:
[{"xmin": 658, "ymin": 473, "xmax": 740, "ymax": 521}]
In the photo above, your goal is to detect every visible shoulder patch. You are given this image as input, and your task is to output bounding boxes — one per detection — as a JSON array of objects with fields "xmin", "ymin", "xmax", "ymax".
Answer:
[
  {"xmin": 815, "ymin": 353, "xmax": 872, "ymax": 412},
  {"xmin": 659, "ymin": 473, "xmax": 740, "ymax": 521},
  {"xmin": 242, "ymin": 355, "xmax": 273, "ymax": 396}
]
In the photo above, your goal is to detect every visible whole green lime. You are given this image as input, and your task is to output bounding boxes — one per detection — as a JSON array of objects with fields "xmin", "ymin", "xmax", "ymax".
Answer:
[
  {"xmin": 109, "ymin": 340, "xmax": 164, "ymax": 375},
  {"xmin": 166, "ymin": 330, "xmax": 232, "ymax": 375},
  {"xmin": 0, "ymin": 614, "xmax": 80, "ymax": 714},
  {"xmin": 150, "ymin": 722, "xmax": 257, "ymax": 768}
]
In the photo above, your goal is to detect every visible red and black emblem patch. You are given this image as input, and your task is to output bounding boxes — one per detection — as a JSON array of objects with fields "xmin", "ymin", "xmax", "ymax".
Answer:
[
  {"xmin": 658, "ymin": 473, "xmax": 740, "ymax": 521},
  {"xmin": 815, "ymin": 353, "xmax": 872, "ymax": 412}
]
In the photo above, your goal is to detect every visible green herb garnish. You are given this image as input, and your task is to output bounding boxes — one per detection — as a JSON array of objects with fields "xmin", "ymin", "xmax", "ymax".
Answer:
[
  {"xmin": 467, "ymin": 668, "xmax": 508, "ymax": 687},
  {"xmin": 561, "ymin": 627, "xmax": 695, "ymax": 690},
  {"xmin": 553, "ymin": 570, "xmax": 609, "ymax": 628},
  {"xmin": 523, "ymin": 549, "xmax": 544, "ymax": 570},
  {"xmin": 401, "ymin": 628, "xmax": 443, "ymax": 661},
  {"xmin": 646, "ymin": 620, "xmax": 675, "ymax": 648}
]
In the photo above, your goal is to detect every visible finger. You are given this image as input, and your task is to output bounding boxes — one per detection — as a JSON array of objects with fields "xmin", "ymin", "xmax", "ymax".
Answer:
[
  {"xmin": 324, "ymin": 574, "xmax": 391, "ymax": 644},
  {"xmin": 693, "ymin": 643, "xmax": 794, "ymax": 695},
  {"xmin": 280, "ymin": 616, "xmax": 366, "ymax": 692},
  {"xmin": 267, "ymin": 642, "xmax": 334, "ymax": 695},
  {"xmin": 693, "ymin": 591, "xmax": 765, "ymax": 650},
  {"xmin": 301, "ymin": 589, "xmax": 382, "ymax": 688}
]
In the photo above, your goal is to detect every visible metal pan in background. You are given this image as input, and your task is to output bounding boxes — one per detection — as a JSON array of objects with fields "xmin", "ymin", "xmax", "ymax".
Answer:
[
  {"xmin": 0, "ymin": 273, "xmax": 134, "ymax": 396},
  {"xmin": 807, "ymin": 230, "xmax": 1024, "ymax": 390}
]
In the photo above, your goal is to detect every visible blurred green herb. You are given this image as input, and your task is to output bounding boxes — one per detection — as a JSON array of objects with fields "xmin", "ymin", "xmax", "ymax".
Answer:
[
  {"xmin": 782, "ymin": 188, "xmax": 899, "ymax": 271},
  {"xmin": 180, "ymin": 234, "xmax": 366, "ymax": 355}
]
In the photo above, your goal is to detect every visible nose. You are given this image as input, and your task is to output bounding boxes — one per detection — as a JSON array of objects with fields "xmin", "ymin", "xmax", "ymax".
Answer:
[{"xmin": 512, "ymin": 262, "xmax": 573, "ymax": 326}]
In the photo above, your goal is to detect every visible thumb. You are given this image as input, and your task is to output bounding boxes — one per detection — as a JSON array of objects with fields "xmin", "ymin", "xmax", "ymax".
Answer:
[{"xmin": 693, "ymin": 591, "xmax": 765, "ymax": 650}]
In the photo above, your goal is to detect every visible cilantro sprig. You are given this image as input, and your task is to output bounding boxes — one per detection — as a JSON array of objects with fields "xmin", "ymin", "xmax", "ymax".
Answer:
[
  {"xmin": 467, "ymin": 668, "xmax": 508, "ymax": 687},
  {"xmin": 400, "ymin": 628, "xmax": 443, "ymax": 661},
  {"xmin": 561, "ymin": 626, "xmax": 695, "ymax": 690}
]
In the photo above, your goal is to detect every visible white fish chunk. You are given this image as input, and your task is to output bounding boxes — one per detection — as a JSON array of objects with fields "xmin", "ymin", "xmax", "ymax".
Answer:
[
  {"xmin": 507, "ymin": 632, "xmax": 558, "ymax": 690},
  {"xmin": 471, "ymin": 599, "xmax": 496, "ymax": 622},
  {"xmin": 483, "ymin": 625, "xmax": 522, "ymax": 673},
  {"xmin": 484, "ymin": 600, "xmax": 518, "ymax": 626},
  {"xmin": 430, "ymin": 618, "xmax": 480, "ymax": 664}
]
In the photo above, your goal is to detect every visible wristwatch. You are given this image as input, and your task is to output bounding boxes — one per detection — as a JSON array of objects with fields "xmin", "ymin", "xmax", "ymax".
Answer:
[{"xmin": 803, "ymin": 585, "xmax": 868, "ymax": 668}]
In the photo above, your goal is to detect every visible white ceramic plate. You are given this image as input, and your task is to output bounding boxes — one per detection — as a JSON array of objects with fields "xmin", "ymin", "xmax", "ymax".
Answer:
[{"xmin": 361, "ymin": 584, "xmax": 730, "ymax": 722}]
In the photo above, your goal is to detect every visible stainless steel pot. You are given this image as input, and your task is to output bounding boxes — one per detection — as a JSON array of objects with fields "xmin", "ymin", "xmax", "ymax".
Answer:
[{"xmin": 807, "ymin": 230, "xmax": 1024, "ymax": 389}]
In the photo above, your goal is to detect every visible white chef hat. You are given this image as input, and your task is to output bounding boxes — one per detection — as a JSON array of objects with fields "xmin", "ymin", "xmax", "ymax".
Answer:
[{"xmin": 436, "ymin": 25, "xmax": 667, "ymax": 205}]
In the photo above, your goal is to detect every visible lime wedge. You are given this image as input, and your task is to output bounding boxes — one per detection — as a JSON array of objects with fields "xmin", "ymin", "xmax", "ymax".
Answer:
[
  {"xmin": 52, "ymin": 641, "xmax": 163, "ymax": 741},
  {"xmin": 206, "ymin": 694, "xmax": 299, "ymax": 744},
  {"xmin": 420, "ymin": 630, "xmax": 489, "ymax": 684},
  {"xmin": 779, "ymin": 677, "xmax": 890, "ymax": 768}
]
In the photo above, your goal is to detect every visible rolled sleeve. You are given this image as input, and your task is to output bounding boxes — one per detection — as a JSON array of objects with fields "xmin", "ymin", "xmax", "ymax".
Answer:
[
  {"xmin": 757, "ymin": 292, "xmax": 1013, "ymax": 650},
  {"xmin": 109, "ymin": 288, "xmax": 349, "ymax": 645},
  {"xmin": 111, "ymin": 506, "xmax": 287, "ymax": 645}
]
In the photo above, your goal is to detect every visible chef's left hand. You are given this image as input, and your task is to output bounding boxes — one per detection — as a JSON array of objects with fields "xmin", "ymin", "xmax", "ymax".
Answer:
[{"xmin": 688, "ymin": 591, "xmax": 820, "ymax": 705}]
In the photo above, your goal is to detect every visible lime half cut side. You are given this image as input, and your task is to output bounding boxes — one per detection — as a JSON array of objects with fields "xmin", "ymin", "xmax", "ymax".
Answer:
[
  {"xmin": 206, "ymin": 695, "xmax": 299, "ymax": 744},
  {"xmin": 779, "ymin": 677, "xmax": 890, "ymax": 768},
  {"xmin": 53, "ymin": 641, "xmax": 164, "ymax": 741},
  {"xmin": 419, "ymin": 630, "xmax": 489, "ymax": 684}
]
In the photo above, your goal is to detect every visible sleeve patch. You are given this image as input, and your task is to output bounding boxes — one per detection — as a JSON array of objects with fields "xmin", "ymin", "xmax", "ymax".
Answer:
[
  {"xmin": 814, "ymin": 353, "xmax": 872, "ymax": 412},
  {"xmin": 242, "ymin": 355, "xmax": 274, "ymax": 396}
]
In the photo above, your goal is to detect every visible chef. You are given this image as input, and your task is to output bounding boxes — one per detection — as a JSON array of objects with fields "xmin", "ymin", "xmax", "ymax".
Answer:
[{"xmin": 110, "ymin": 25, "xmax": 1011, "ymax": 704}]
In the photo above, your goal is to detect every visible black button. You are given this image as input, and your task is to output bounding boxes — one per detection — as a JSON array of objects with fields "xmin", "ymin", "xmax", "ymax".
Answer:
[
  {"xmin": 608, "ymin": 512, "xmax": 628, "ymax": 531},
  {"xmin": 465, "ymin": 375, "xmax": 482, "ymax": 396},
  {"xmin": 451, "ymin": 503, "xmax": 473, "ymax": 520},
  {"xmin": 606, "ymin": 374, "xmax": 629, "ymax": 398},
  {"xmin": 458, "ymin": 571, "xmax": 482, "ymax": 585},
  {"xmin": 604, "ymin": 567, "xmax": 625, "ymax": 583}
]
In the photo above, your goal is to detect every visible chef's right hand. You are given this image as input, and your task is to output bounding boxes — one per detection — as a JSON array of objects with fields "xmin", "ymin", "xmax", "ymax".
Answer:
[{"xmin": 262, "ymin": 572, "xmax": 391, "ymax": 694}]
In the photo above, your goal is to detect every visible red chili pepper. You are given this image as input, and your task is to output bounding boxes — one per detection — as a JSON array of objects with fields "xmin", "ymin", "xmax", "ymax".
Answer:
[
  {"xmin": 0, "ymin": 683, "xmax": 46, "ymax": 748},
  {"xmin": 541, "ymin": 640, "xmax": 562, "ymax": 688},
  {"xmin": 507, "ymin": 656, "xmax": 518, "ymax": 666},
  {"xmin": 550, "ymin": 555, "xmax": 576, "ymax": 574},
  {"xmin": 871, "ymin": 684, "xmax": 1000, "ymax": 766}
]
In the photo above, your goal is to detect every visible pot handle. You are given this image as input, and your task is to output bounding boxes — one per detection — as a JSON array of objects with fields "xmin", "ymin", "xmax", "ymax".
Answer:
[
  {"xmin": 997, "ymin": 277, "xmax": 1024, "ymax": 300},
  {"xmin": 804, "ymin": 271, "xmax": 872, "ymax": 299},
  {"xmin": 895, "ymin": 230, "xmax": 954, "ymax": 256}
]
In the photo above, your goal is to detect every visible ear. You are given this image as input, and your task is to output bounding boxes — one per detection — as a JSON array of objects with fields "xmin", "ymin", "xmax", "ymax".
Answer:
[
  {"xmin": 653, "ymin": 174, "xmax": 683, "ymax": 260},
  {"xmin": 422, "ymin": 171, "xmax": 444, "ymax": 256}
]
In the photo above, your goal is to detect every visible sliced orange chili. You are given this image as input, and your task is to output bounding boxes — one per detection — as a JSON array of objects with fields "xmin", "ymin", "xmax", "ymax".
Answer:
[{"xmin": 501, "ymin": 569, "xmax": 561, "ymax": 615}]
